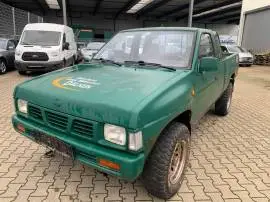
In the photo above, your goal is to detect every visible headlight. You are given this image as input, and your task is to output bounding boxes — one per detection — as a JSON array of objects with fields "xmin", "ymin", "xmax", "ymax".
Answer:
[
  {"xmin": 15, "ymin": 49, "xmax": 21, "ymax": 56},
  {"xmin": 104, "ymin": 124, "xmax": 126, "ymax": 145},
  {"xmin": 17, "ymin": 99, "xmax": 28, "ymax": 114},
  {"xmin": 129, "ymin": 131, "xmax": 143, "ymax": 151}
]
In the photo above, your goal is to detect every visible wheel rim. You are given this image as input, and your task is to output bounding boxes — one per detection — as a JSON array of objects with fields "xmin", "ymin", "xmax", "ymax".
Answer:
[
  {"xmin": 168, "ymin": 139, "xmax": 189, "ymax": 185},
  {"xmin": 0, "ymin": 61, "xmax": 6, "ymax": 73}
]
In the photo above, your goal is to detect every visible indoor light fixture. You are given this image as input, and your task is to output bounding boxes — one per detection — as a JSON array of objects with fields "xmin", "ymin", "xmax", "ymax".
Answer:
[
  {"xmin": 127, "ymin": 0, "xmax": 154, "ymax": 14},
  {"xmin": 45, "ymin": 0, "xmax": 60, "ymax": 9}
]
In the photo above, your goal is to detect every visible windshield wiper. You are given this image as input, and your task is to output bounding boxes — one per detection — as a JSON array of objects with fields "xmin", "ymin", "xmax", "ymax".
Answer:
[
  {"xmin": 93, "ymin": 58, "xmax": 121, "ymax": 66},
  {"xmin": 124, "ymin": 60, "xmax": 176, "ymax": 71}
]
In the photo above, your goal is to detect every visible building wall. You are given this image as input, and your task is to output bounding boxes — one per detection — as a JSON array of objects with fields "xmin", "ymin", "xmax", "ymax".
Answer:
[
  {"xmin": 238, "ymin": 0, "xmax": 270, "ymax": 45},
  {"xmin": 0, "ymin": 2, "xmax": 42, "ymax": 39},
  {"xmin": 43, "ymin": 10, "xmax": 238, "ymax": 37}
]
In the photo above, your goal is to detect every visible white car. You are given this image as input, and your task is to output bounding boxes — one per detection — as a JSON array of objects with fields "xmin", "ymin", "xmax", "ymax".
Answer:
[
  {"xmin": 15, "ymin": 23, "xmax": 77, "ymax": 74},
  {"xmin": 81, "ymin": 42, "xmax": 105, "ymax": 62},
  {"xmin": 221, "ymin": 44, "xmax": 254, "ymax": 66}
]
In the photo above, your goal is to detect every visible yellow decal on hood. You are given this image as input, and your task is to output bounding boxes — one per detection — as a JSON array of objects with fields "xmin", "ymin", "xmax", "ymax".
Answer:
[{"xmin": 52, "ymin": 77, "xmax": 100, "ymax": 91}]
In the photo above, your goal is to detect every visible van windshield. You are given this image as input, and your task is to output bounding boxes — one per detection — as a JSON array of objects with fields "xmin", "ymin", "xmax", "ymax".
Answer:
[{"xmin": 20, "ymin": 30, "xmax": 61, "ymax": 46}]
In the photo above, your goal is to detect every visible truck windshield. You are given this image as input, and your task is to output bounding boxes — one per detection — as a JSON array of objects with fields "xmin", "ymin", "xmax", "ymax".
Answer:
[
  {"xmin": 0, "ymin": 39, "xmax": 7, "ymax": 49},
  {"xmin": 94, "ymin": 30, "xmax": 195, "ymax": 68},
  {"xmin": 20, "ymin": 30, "xmax": 61, "ymax": 46}
]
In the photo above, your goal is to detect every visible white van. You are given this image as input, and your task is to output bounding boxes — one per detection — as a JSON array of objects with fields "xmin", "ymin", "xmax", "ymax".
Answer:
[{"xmin": 15, "ymin": 23, "xmax": 77, "ymax": 74}]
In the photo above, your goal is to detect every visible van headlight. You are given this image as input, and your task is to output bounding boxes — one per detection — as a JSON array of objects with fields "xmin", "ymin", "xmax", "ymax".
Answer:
[
  {"xmin": 104, "ymin": 124, "xmax": 126, "ymax": 145},
  {"xmin": 15, "ymin": 49, "xmax": 21, "ymax": 56},
  {"xmin": 51, "ymin": 51, "xmax": 59, "ymax": 57},
  {"xmin": 17, "ymin": 99, "xmax": 28, "ymax": 114}
]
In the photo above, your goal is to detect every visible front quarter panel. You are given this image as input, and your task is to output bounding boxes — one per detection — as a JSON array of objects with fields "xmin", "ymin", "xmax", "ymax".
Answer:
[{"xmin": 132, "ymin": 71, "xmax": 194, "ymax": 157}]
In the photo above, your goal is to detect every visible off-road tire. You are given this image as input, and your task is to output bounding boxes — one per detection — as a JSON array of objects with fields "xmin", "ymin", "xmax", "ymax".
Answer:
[
  {"xmin": 142, "ymin": 122, "xmax": 190, "ymax": 199},
  {"xmin": 0, "ymin": 59, "xmax": 7, "ymax": 74},
  {"xmin": 215, "ymin": 82, "xmax": 233, "ymax": 116}
]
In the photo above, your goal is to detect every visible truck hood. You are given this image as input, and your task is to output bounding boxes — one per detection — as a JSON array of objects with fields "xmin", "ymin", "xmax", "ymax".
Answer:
[{"xmin": 15, "ymin": 64, "xmax": 180, "ymax": 128}]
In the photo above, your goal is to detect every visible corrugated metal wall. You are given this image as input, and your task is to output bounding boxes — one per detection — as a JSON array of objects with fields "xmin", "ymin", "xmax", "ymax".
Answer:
[
  {"xmin": 0, "ymin": 1, "xmax": 42, "ymax": 39},
  {"xmin": 242, "ymin": 8, "xmax": 270, "ymax": 53}
]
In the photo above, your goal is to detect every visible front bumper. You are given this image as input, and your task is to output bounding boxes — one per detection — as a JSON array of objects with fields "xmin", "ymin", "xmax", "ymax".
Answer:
[
  {"xmin": 15, "ymin": 60, "xmax": 64, "ymax": 72},
  {"xmin": 12, "ymin": 115, "xmax": 145, "ymax": 181}
]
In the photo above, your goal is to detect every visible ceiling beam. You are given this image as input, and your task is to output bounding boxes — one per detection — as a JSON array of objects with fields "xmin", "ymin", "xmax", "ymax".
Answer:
[
  {"xmin": 175, "ymin": 0, "xmax": 242, "ymax": 21},
  {"xmin": 193, "ymin": 4, "xmax": 241, "ymax": 20},
  {"xmin": 34, "ymin": 0, "xmax": 46, "ymax": 15},
  {"xmin": 210, "ymin": 13, "xmax": 240, "ymax": 22},
  {"xmin": 157, "ymin": 0, "xmax": 208, "ymax": 19},
  {"xmin": 227, "ymin": 18, "xmax": 240, "ymax": 24},
  {"xmin": 93, "ymin": 0, "xmax": 104, "ymax": 16},
  {"xmin": 114, "ymin": 0, "xmax": 141, "ymax": 19},
  {"xmin": 137, "ymin": 0, "xmax": 173, "ymax": 16}
]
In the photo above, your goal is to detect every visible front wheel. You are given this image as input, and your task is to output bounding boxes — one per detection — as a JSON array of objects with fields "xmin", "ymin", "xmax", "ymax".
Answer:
[
  {"xmin": 0, "ymin": 59, "xmax": 7, "ymax": 74},
  {"xmin": 142, "ymin": 122, "xmax": 190, "ymax": 199},
  {"xmin": 215, "ymin": 82, "xmax": 233, "ymax": 116}
]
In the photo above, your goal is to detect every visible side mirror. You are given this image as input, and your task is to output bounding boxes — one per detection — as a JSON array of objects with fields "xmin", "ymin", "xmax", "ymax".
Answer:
[
  {"xmin": 63, "ymin": 42, "xmax": 69, "ymax": 50},
  {"xmin": 92, "ymin": 52, "xmax": 97, "ymax": 57},
  {"xmin": 199, "ymin": 57, "xmax": 218, "ymax": 73}
]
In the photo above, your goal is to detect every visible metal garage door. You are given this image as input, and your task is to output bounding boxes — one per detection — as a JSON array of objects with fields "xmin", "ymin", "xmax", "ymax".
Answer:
[{"xmin": 242, "ymin": 7, "xmax": 270, "ymax": 53}]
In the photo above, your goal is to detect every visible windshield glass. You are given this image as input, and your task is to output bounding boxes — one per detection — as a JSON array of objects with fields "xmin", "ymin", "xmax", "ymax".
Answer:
[
  {"xmin": 86, "ymin": 42, "xmax": 104, "ymax": 50},
  {"xmin": 94, "ymin": 30, "xmax": 196, "ymax": 68},
  {"xmin": 0, "ymin": 39, "xmax": 7, "ymax": 49},
  {"xmin": 20, "ymin": 30, "xmax": 61, "ymax": 46},
  {"xmin": 227, "ymin": 46, "xmax": 245, "ymax": 53}
]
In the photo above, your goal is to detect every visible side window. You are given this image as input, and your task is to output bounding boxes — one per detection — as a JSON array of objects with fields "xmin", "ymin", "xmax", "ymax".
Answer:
[
  {"xmin": 63, "ymin": 34, "xmax": 66, "ymax": 43},
  {"xmin": 7, "ymin": 40, "xmax": 16, "ymax": 50},
  {"xmin": 214, "ymin": 34, "xmax": 222, "ymax": 58},
  {"xmin": 199, "ymin": 33, "xmax": 214, "ymax": 57}
]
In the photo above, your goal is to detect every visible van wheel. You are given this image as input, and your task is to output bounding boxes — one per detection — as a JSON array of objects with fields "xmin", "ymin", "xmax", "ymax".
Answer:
[
  {"xmin": 0, "ymin": 59, "xmax": 7, "ymax": 74},
  {"xmin": 215, "ymin": 82, "xmax": 233, "ymax": 116},
  {"xmin": 142, "ymin": 122, "xmax": 190, "ymax": 199}
]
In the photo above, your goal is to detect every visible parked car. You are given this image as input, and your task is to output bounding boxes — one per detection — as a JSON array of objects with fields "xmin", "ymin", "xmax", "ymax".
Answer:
[
  {"xmin": 0, "ymin": 38, "xmax": 17, "ymax": 74},
  {"xmin": 80, "ymin": 42, "xmax": 105, "ymax": 62},
  {"xmin": 15, "ymin": 23, "xmax": 77, "ymax": 75},
  {"xmin": 221, "ymin": 44, "xmax": 253, "ymax": 66},
  {"xmin": 12, "ymin": 27, "xmax": 238, "ymax": 199}
]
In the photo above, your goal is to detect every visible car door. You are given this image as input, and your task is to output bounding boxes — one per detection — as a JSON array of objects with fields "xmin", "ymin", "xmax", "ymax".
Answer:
[
  {"xmin": 192, "ymin": 33, "xmax": 220, "ymax": 121},
  {"xmin": 6, "ymin": 40, "xmax": 16, "ymax": 66}
]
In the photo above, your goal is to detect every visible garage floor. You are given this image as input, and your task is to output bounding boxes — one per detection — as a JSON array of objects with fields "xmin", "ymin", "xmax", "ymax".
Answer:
[{"xmin": 0, "ymin": 66, "xmax": 270, "ymax": 202}]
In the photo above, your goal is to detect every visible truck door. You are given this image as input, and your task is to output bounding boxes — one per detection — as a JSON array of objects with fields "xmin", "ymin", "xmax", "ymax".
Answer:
[{"xmin": 192, "ymin": 33, "xmax": 220, "ymax": 120}]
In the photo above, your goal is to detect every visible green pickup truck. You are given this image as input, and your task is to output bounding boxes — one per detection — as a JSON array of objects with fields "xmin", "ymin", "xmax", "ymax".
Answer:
[{"xmin": 12, "ymin": 27, "xmax": 238, "ymax": 199}]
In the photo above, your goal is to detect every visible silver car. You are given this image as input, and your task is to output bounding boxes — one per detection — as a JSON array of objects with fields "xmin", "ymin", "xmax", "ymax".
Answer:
[
  {"xmin": 221, "ymin": 44, "xmax": 254, "ymax": 66},
  {"xmin": 81, "ymin": 42, "xmax": 105, "ymax": 62}
]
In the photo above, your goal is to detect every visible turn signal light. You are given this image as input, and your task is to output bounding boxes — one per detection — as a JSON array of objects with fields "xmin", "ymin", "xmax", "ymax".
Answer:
[
  {"xmin": 17, "ymin": 124, "xmax": 25, "ymax": 133},
  {"xmin": 99, "ymin": 159, "xmax": 120, "ymax": 171}
]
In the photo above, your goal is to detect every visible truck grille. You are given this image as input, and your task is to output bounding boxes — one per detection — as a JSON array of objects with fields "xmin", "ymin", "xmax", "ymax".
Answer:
[
  {"xmin": 28, "ymin": 106, "xmax": 43, "ymax": 121},
  {"xmin": 72, "ymin": 119, "xmax": 93, "ymax": 137},
  {"xmin": 27, "ymin": 104, "xmax": 96, "ymax": 140},
  {"xmin": 46, "ymin": 111, "xmax": 68, "ymax": 130},
  {"xmin": 22, "ymin": 52, "xmax": 49, "ymax": 61}
]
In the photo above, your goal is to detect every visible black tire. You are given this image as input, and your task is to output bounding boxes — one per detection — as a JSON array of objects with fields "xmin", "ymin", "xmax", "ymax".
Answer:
[
  {"xmin": 142, "ymin": 122, "xmax": 190, "ymax": 199},
  {"xmin": 18, "ymin": 71, "xmax": 26, "ymax": 75},
  {"xmin": 0, "ymin": 59, "xmax": 7, "ymax": 74},
  {"xmin": 215, "ymin": 82, "xmax": 233, "ymax": 116}
]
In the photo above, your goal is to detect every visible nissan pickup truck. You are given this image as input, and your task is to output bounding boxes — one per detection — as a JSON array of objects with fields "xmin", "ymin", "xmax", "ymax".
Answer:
[{"xmin": 12, "ymin": 27, "xmax": 238, "ymax": 199}]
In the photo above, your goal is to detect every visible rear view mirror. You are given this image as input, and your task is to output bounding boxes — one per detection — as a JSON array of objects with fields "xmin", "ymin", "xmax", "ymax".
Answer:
[{"xmin": 199, "ymin": 57, "xmax": 218, "ymax": 73}]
